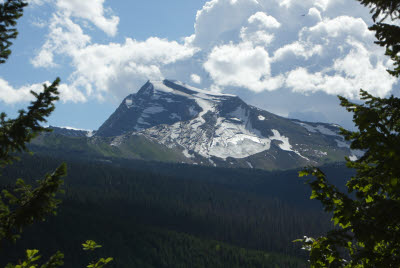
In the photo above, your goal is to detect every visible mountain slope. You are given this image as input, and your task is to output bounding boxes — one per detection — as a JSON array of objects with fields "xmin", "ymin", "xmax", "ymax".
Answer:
[{"xmin": 33, "ymin": 79, "xmax": 360, "ymax": 170}]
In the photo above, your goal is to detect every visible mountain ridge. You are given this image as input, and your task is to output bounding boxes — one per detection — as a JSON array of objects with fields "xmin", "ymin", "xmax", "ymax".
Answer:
[{"xmin": 37, "ymin": 79, "xmax": 360, "ymax": 170}]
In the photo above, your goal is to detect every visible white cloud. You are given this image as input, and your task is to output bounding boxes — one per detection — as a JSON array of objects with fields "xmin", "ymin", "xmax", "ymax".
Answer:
[
  {"xmin": 271, "ymin": 0, "xmax": 338, "ymax": 11},
  {"xmin": 286, "ymin": 40, "xmax": 396, "ymax": 98},
  {"xmin": 302, "ymin": 16, "xmax": 373, "ymax": 42},
  {"xmin": 68, "ymin": 37, "xmax": 197, "ymax": 99},
  {"xmin": 31, "ymin": 9, "xmax": 197, "ymax": 101},
  {"xmin": 0, "ymin": 79, "xmax": 86, "ymax": 104},
  {"xmin": 56, "ymin": 0, "xmax": 119, "ymax": 36},
  {"xmin": 191, "ymin": 0, "xmax": 396, "ymax": 99},
  {"xmin": 31, "ymin": 18, "xmax": 48, "ymax": 28},
  {"xmin": 277, "ymin": 15, "xmax": 394, "ymax": 98},
  {"xmin": 204, "ymin": 42, "xmax": 284, "ymax": 92},
  {"xmin": 0, "ymin": 79, "xmax": 42, "ymax": 104},
  {"xmin": 31, "ymin": 14, "xmax": 91, "ymax": 68},
  {"xmin": 191, "ymin": 74, "xmax": 202, "ymax": 84},
  {"xmin": 17, "ymin": 0, "xmax": 398, "ymax": 109},
  {"xmin": 58, "ymin": 84, "xmax": 87, "ymax": 103},
  {"xmin": 308, "ymin": 7, "xmax": 322, "ymax": 21},
  {"xmin": 248, "ymin": 12, "xmax": 281, "ymax": 29},
  {"xmin": 239, "ymin": 12, "xmax": 281, "ymax": 46},
  {"xmin": 27, "ymin": 0, "xmax": 119, "ymax": 36},
  {"xmin": 273, "ymin": 41, "xmax": 323, "ymax": 61},
  {"xmin": 26, "ymin": 0, "xmax": 48, "ymax": 6},
  {"xmin": 191, "ymin": 0, "xmax": 260, "ymax": 49},
  {"xmin": 240, "ymin": 27, "xmax": 275, "ymax": 46}
]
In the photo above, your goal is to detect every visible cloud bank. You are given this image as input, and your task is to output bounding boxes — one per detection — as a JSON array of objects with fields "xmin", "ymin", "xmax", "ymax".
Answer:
[{"xmin": 2, "ymin": 0, "xmax": 397, "ymax": 112}]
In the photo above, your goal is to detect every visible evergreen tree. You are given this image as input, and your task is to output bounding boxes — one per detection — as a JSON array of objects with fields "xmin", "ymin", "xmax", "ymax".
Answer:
[
  {"xmin": 0, "ymin": 0, "xmax": 66, "ymax": 247},
  {"xmin": 297, "ymin": 0, "xmax": 400, "ymax": 267},
  {"xmin": 0, "ymin": 1, "xmax": 111, "ymax": 267},
  {"xmin": 0, "ymin": 0, "xmax": 27, "ymax": 64}
]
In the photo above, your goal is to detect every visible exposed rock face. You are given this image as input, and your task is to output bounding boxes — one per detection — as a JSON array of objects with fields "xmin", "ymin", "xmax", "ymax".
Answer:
[
  {"xmin": 89, "ymin": 80, "xmax": 360, "ymax": 168},
  {"xmin": 42, "ymin": 80, "xmax": 362, "ymax": 169}
]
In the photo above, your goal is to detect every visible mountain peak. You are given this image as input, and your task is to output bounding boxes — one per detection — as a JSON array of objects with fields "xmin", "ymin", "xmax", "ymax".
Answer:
[
  {"xmin": 139, "ymin": 79, "xmax": 236, "ymax": 99},
  {"xmin": 91, "ymin": 79, "xmax": 357, "ymax": 170},
  {"xmin": 95, "ymin": 79, "xmax": 244, "ymax": 137},
  {"xmin": 34, "ymin": 80, "xmax": 360, "ymax": 170}
]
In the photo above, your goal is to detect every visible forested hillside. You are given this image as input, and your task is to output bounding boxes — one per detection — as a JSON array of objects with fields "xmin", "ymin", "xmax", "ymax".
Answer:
[{"xmin": 0, "ymin": 154, "xmax": 354, "ymax": 267}]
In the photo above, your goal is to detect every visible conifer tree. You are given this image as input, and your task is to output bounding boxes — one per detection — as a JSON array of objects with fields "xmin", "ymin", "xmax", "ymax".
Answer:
[
  {"xmin": 297, "ymin": 0, "xmax": 400, "ymax": 267},
  {"xmin": 0, "ymin": 1, "xmax": 112, "ymax": 267},
  {"xmin": 0, "ymin": 0, "xmax": 27, "ymax": 64}
]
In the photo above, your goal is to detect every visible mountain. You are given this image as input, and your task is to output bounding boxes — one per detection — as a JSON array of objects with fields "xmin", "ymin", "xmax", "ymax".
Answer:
[
  {"xmin": 49, "ymin": 126, "xmax": 95, "ymax": 137},
  {"xmin": 33, "ymin": 80, "xmax": 361, "ymax": 170}
]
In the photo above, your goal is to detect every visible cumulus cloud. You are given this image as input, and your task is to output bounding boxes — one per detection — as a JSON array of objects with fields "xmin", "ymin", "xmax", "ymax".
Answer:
[
  {"xmin": 248, "ymin": 12, "xmax": 281, "ymax": 29},
  {"xmin": 272, "ymin": 0, "xmax": 339, "ymax": 11},
  {"xmin": 27, "ymin": 0, "xmax": 119, "ymax": 36},
  {"xmin": 204, "ymin": 42, "xmax": 284, "ymax": 92},
  {"xmin": 273, "ymin": 41, "xmax": 323, "ymax": 61},
  {"xmin": 68, "ymin": 37, "xmax": 196, "ymax": 99},
  {"xmin": 190, "ymin": 0, "xmax": 260, "ymax": 49},
  {"xmin": 286, "ymin": 40, "xmax": 396, "ymax": 98},
  {"xmin": 32, "ymin": 14, "xmax": 91, "ymax": 68},
  {"xmin": 7, "ymin": 0, "xmax": 397, "ymax": 110},
  {"xmin": 302, "ymin": 16, "xmax": 373, "ymax": 42},
  {"xmin": 308, "ymin": 7, "xmax": 322, "ymax": 21},
  {"xmin": 277, "ymin": 15, "xmax": 394, "ymax": 97},
  {"xmin": 30, "ymin": 7, "xmax": 196, "ymax": 101},
  {"xmin": 194, "ymin": 0, "xmax": 394, "ymax": 98},
  {"xmin": 0, "ymin": 79, "xmax": 43, "ymax": 104},
  {"xmin": 191, "ymin": 74, "xmax": 202, "ymax": 84},
  {"xmin": 26, "ymin": 0, "xmax": 48, "ymax": 6},
  {"xmin": 239, "ymin": 12, "xmax": 281, "ymax": 46},
  {"xmin": 56, "ymin": 0, "xmax": 119, "ymax": 36},
  {"xmin": 0, "ymin": 79, "xmax": 86, "ymax": 104}
]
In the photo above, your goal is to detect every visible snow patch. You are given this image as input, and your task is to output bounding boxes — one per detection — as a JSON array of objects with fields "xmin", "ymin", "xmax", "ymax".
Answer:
[
  {"xmin": 110, "ymin": 136, "xmax": 124, "ymax": 147},
  {"xmin": 209, "ymin": 118, "xmax": 272, "ymax": 159},
  {"xmin": 269, "ymin": 129, "xmax": 309, "ymax": 160},
  {"xmin": 209, "ymin": 158, "xmax": 217, "ymax": 167},
  {"xmin": 315, "ymin": 125, "xmax": 340, "ymax": 136},
  {"xmin": 258, "ymin": 115, "xmax": 266, "ymax": 121},
  {"xmin": 142, "ymin": 113, "xmax": 272, "ymax": 160},
  {"xmin": 335, "ymin": 139, "xmax": 350, "ymax": 148},
  {"xmin": 294, "ymin": 122, "xmax": 317, "ymax": 133},
  {"xmin": 143, "ymin": 106, "xmax": 165, "ymax": 114},
  {"xmin": 229, "ymin": 106, "xmax": 249, "ymax": 123},
  {"xmin": 125, "ymin": 99, "xmax": 133, "ymax": 108},
  {"xmin": 60, "ymin": 126, "xmax": 90, "ymax": 131},
  {"xmin": 173, "ymin": 80, "xmax": 235, "ymax": 97},
  {"xmin": 352, "ymin": 149, "xmax": 364, "ymax": 158},
  {"xmin": 295, "ymin": 122, "xmax": 340, "ymax": 136},
  {"xmin": 246, "ymin": 161, "xmax": 253, "ymax": 168},
  {"xmin": 137, "ymin": 117, "xmax": 151, "ymax": 126},
  {"xmin": 269, "ymin": 130, "xmax": 292, "ymax": 151},
  {"xmin": 230, "ymin": 118, "xmax": 242, "ymax": 122},
  {"xmin": 162, "ymin": 97, "xmax": 176, "ymax": 103},
  {"xmin": 150, "ymin": 80, "xmax": 174, "ymax": 93},
  {"xmin": 188, "ymin": 106, "xmax": 198, "ymax": 116},
  {"xmin": 349, "ymin": 155, "xmax": 358, "ymax": 161},
  {"xmin": 182, "ymin": 149, "xmax": 194, "ymax": 159}
]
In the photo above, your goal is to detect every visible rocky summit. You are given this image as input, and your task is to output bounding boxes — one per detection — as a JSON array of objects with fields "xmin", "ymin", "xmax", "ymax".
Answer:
[{"xmin": 34, "ymin": 80, "xmax": 362, "ymax": 170}]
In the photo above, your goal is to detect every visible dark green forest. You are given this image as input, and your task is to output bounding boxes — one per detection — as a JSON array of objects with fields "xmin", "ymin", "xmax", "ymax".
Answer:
[{"xmin": 0, "ymin": 154, "xmax": 353, "ymax": 267}]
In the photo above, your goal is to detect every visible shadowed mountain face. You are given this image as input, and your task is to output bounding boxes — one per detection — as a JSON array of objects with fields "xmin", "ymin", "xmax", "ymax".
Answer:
[{"xmin": 34, "ymin": 80, "xmax": 361, "ymax": 170}]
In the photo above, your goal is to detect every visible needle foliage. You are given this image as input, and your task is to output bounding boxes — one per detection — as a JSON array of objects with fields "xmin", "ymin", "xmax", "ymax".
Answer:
[{"xmin": 297, "ymin": 1, "xmax": 400, "ymax": 267}]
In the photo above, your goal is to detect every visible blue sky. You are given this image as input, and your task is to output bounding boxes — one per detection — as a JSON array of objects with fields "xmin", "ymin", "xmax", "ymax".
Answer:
[{"xmin": 0, "ymin": 0, "xmax": 398, "ymax": 130}]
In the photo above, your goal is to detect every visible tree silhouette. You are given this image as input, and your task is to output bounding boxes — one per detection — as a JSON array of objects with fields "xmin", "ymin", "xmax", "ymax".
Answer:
[
  {"xmin": 297, "ymin": 0, "xmax": 400, "ymax": 267},
  {"xmin": 0, "ymin": 1, "xmax": 111, "ymax": 267}
]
